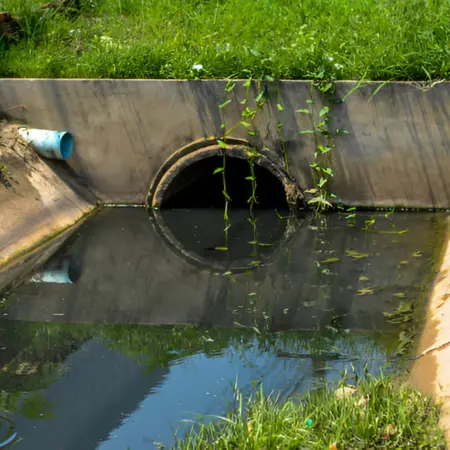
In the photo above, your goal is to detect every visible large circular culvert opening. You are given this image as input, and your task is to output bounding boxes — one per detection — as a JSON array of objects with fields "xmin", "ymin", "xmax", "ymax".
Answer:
[
  {"xmin": 147, "ymin": 144, "xmax": 302, "ymax": 272},
  {"xmin": 152, "ymin": 146, "xmax": 291, "ymax": 210}
]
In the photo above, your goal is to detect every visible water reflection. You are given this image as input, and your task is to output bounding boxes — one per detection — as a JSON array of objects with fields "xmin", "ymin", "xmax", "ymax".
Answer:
[
  {"xmin": 3, "ymin": 208, "xmax": 444, "ymax": 331},
  {"xmin": 0, "ymin": 208, "xmax": 446, "ymax": 449},
  {"xmin": 29, "ymin": 256, "xmax": 82, "ymax": 284},
  {"xmin": 0, "ymin": 322, "xmax": 395, "ymax": 450}
]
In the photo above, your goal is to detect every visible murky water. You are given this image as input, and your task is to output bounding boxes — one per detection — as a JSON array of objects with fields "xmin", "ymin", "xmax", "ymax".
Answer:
[{"xmin": 0, "ymin": 208, "xmax": 446, "ymax": 449}]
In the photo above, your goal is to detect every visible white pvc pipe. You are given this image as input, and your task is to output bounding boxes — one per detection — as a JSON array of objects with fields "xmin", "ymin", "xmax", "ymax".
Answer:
[{"xmin": 18, "ymin": 127, "xmax": 73, "ymax": 160}]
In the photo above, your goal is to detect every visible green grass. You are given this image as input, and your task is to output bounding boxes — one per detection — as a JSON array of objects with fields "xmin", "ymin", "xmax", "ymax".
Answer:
[
  {"xmin": 1, "ymin": 0, "xmax": 450, "ymax": 80},
  {"xmin": 177, "ymin": 374, "xmax": 446, "ymax": 449}
]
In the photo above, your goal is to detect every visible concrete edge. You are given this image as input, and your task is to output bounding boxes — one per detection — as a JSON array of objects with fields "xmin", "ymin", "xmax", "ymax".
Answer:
[
  {"xmin": 0, "ymin": 205, "xmax": 96, "ymax": 271},
  {"xmin": 410, "ymin": 217, "xmax": 450, "ymax": 441},
  {"xmin": 0, "ymin": 209, "xmax": 95, "ymax": 294}
]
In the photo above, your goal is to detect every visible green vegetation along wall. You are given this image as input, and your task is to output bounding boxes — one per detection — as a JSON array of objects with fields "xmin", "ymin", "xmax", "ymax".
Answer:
[{"xmin": 1, "ymin": 0, "xmax": 450, "ymax": 81}]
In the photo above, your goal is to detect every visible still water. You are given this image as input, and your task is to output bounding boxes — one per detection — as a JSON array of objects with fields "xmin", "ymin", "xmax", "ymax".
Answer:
[{"xmin": 0, "ymin": 208, "xmax": 446, "ymax": 449}]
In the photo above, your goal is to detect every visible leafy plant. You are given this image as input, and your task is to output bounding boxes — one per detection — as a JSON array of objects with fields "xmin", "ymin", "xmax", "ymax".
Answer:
[{"xmin": 177, "ymin": 373, "xmax": 445, "ymax": 449}]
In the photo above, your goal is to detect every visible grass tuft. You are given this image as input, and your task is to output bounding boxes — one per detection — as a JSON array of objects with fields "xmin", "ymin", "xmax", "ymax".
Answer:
[
  {"xmin": 176, "ymin": 374, "xmax": 446, "ymax": 449},
  {"xmin": 1, "ymin": 0, "xmax": 450, "ymax": 80}
]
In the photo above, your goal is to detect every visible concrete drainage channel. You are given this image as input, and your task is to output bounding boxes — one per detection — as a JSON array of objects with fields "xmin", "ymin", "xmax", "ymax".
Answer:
[{"xmin": 2, "ymin": 79, "xmax": 450, "ymax": 445}]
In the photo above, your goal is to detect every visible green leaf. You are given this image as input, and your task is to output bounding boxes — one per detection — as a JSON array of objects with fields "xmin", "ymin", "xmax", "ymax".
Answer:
[
  {"xmin": 345, "ymin": 249, "xmax": 369, "ymax": 259},
  {"xmin": 336, "ymin": 128, "xmax": 349, "ymax": 134},
  {"xmin": 245, "ymin": 176, "xmax": 256, "ymax": 181},
  {"xmin": 219, "ymin": 99, "xmax": 231, "ymax": 109},
  {"xmin": 225, "ymin": 82, "xmax": 236, "ymax": 92},
  {"xmin": 306, "ymin": 99, "xmax": 313, "ymax": 104},
  {"xmin": 357, "ymin": 288, "xmax": 374, "ymax": 296},
  {"xmin": 308, "ymin": 196, "xmax": 332, "ymax": 208},
  {"xmin": 248, "ymin": 130, "xmax": 258, "ymax": 136},
  {"xmin": 277, "ymin": 103, "xmax": 283, "ymax": 111},
  {"xmin": 243, "ymin": 79, "xmax": 252, "ymax": 88},
  {"xmin": 299, "ymin": 130, "xmax": 314, "ymax": 134},
  {"xmin": 319, "ymin": 106, "xmax": 329, "ymax": 116},
  {"xmin": 240, "ymin": 121, "xmax": 251, "ymax": 128},
  {"xmin": 321, "ymin": 257, "xmax": 340, "ymax": 264},
  {"xmin": 297, "ymin": 109, "xmax": 311, "ymax": 114},
  {"xmin": 318, "ymin": 177, "xmax": 327, "ymax": 188},
  {"xmin": 317, "ymin": 145, "xmax": 332, "ymax": 153},
  {"xmin": 213, "ymin": 167, "xmax": 224, "ymax": 174},
  {"xmin": 215, "ymin": 247, "xmax": 228, "ymax": 251},
  {"xmin": 217, "ymin": 139, "xmax": 227, "ymax": 148},
  {"xmin": 255, "ymin": 86, "xmax": 268, "ymax": 103}
]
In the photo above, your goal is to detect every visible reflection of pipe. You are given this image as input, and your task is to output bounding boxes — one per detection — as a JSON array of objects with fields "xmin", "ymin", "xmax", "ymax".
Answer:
[
  {"xmin": 17, "ymin": 128, "xmax": 73, "ymax": 160},
  {"xmin": 0, "ymin": 431, "xmax": 17, "ymax": 448},
  {"xmin": 0, "ymin": 415, "xmax": 18, "ymax": 448},
  {"xmin": 30, "ymin": 255, "xmax": 82, "ymax": 284}
]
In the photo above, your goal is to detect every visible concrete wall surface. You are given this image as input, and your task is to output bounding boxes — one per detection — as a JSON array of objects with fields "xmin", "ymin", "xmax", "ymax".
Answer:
[{"xmin": 1, "ymin": 79, "xmax": 450, "ymax": 207}]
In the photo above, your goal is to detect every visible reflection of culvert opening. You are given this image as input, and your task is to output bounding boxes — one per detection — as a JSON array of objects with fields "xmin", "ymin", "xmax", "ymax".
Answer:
[
  {"xmin": 152, "ymin": 209, "xmax": 291, "ymax": 273},
  {"xmin": 149, "ymin": 145, "xmax": 302, "ymax": 211}
]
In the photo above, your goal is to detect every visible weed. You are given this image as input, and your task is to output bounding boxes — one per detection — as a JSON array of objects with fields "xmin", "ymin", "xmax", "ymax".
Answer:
[
  {"xmin": 176, "ymin": 373, "xmax": 446, "ymax": 449},
  {"xmin": 0, "ymin": 163, "xmax": 15, "ymax": 191},
  {"xmin": 3, "ymin": 0, "xmax": 450, "ymax": 80}
]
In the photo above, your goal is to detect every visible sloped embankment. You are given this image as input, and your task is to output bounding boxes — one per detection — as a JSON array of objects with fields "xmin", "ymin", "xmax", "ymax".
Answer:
[{"xmin": 0, "ymin": 121, "xmax": 95, "ymax": 269}]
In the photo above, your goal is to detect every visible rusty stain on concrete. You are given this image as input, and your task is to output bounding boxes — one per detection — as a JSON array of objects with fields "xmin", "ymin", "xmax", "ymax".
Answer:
[
  {"xmin": 1, "ymin": 80, "xmax": 450, "ymax": 207},
  {"xmin": 0, "ymin": 122, "xmax": 96, "ymax": 268}
]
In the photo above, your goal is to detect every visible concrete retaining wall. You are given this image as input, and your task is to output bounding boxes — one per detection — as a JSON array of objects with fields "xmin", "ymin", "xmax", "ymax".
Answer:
[{"xmin": 1, "ymin": 79, "xmax": 450, "ymax": 208}]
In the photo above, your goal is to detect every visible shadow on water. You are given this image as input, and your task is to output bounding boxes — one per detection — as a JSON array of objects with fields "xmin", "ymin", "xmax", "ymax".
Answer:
[{"xmin": 0, "ymin": 208, "xmax": 447, "ymax": 449}]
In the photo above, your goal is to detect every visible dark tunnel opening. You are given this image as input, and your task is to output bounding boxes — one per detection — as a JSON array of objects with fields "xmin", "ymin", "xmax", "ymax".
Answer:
[{"xmin": 160, "ymin": 155, "xmax": 289, "ymax": 209}]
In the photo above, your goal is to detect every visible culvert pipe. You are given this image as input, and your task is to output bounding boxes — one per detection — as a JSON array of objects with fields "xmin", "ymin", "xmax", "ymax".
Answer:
[
  {"xmin": 145, "ymin": 142, "xmax": 304, "ymax": 273},
  {"xmin": 147, "ymin": 143, "xmax": 303, "ymax": 211},
  {"xmin": 18, "ymin": 127, "xmax": 73, "ymax": 160}
]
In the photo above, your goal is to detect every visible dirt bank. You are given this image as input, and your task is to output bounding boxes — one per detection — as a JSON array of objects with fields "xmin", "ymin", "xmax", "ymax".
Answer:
[{"xmin": 0, "ymin": 121, "xmax": 96, "ymax": 268}]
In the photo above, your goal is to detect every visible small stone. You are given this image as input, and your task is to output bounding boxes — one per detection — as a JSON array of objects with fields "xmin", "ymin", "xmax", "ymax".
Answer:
[
  {"xmin": 335, "ymin": 385, "xmax": 356, "ymax": 399},
  {"xmin": 357, "ymin": 395, "xmax": 368, "ymax": 407}
]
